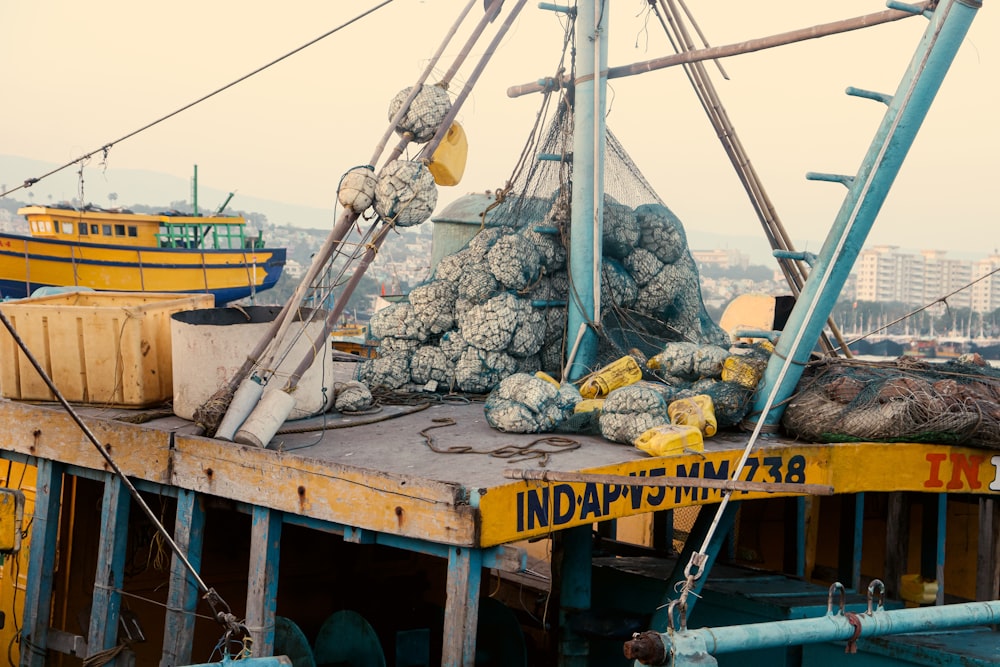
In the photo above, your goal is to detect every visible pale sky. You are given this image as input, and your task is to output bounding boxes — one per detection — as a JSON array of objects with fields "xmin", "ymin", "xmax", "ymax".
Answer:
[{"xmin": 1, "ymin": 0, "xmax": 997, "ymax": 257}]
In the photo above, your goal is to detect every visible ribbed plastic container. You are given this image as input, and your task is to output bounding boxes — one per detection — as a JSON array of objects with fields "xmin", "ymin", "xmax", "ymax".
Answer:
[{"xmin": 0, "ymin": 290, "xmax": 214, "ymax": 406}]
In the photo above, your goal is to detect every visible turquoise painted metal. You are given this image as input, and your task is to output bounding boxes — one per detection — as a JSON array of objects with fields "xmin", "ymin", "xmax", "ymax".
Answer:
[
  {"xmin": 750, "ymin": 0, "xmax": 981, "ymax": 427},
  {"xmin": 564, "ymin": 0, "xmax": 608, "ymax": 381},
  {"xmin": 313, "ymin": 610, "xmax": 386, "ymax": 667},
  {"xmin": 657, "ymin": 594, "xmax": 1000, "ymax": 666}
]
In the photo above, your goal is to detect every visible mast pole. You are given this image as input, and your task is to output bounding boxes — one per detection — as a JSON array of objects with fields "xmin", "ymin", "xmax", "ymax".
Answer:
[
  {"xmin": 565, "ymin": 0, "xmax": 608, "ymax": 381},
  {"xmin": 748, "ymin": 0, "xmax": 981, "ymax": 428}
]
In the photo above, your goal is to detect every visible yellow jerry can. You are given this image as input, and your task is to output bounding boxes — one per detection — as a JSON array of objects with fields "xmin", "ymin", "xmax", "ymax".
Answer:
[
  {"xmin": 429, "ymin": 121, "xmax": 468, "ymax": 186},
  {"xmin": 634, "ymin": 424, "xmax": 704, "ymax": 457},
  {"xmin": 578, "ymin": 355, "xmax": 643, "ymax": 399}
]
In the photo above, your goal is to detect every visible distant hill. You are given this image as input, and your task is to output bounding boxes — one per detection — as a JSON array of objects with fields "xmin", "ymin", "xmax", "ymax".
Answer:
[
  {"xmin": 0, "ymin": 154, "xmax": 337, "ymax": 230},
  {"xmin": 0, "ymin": 153, "xmax": 858, "ymax": 267}
]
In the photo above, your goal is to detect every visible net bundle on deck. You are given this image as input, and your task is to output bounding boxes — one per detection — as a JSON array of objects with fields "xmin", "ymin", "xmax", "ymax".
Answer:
[
  {"xmin": 782, "ymin": 355, "xmax": 1000, "ymax": 449},
  {"xmin": 360, "ymin": 105, "xmax": 730, "ymax": 397}
]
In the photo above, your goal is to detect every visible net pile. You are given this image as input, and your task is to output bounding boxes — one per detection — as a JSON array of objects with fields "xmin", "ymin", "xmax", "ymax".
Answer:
[
  {"xmin": 782, "ymin": 355, "xmax": 1000, "ymax": 449},
  {"xmin": 360, "ymin": 105, "xmax": 730, "ymax": 396}
]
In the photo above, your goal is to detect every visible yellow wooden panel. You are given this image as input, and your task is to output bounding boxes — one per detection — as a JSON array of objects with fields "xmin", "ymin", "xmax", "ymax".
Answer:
[
  {"xmin": 0, "ymin": 402, "xmax": 174, "ymax": 485},
  {"xmin": 0, "ymin": 488, "xmax": 24, "ymax": 553},
  {"xmin": 170, "ymin": 434, "xmax": 479, "ymax": 546},
  {"xmin": 0, "ymin": 462, "xmax": 35, "ymax": 665},
  {"xmin": 478, "ymin": 442, "xmax": 1000, "ymax": 546}
]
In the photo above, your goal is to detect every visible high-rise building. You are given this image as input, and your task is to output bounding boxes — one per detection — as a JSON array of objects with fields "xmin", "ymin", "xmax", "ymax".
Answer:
[{"xmin": 852, "ymin": 246, "xmax": 995, "ymax": 311}]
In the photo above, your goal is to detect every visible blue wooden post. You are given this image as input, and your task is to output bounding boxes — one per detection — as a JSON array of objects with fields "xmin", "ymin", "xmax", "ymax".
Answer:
[
  {"xmin": 88, "ymin": 472, "xmax": 131, "ymax": 663},
  {"xmin": 161, "ymin": 489, "xmax": 206, "ymax": 666},
  {"xmin": 920, "ymin": 493, "xmax": 947, "ymax": 605},
  {"xmin": 564, "ymin": 0, "xmax": 608, "ymax": 381},
  {"xmin": 19, "ymin": 459, "xmax": 63, "ymax": 667},
  {"xmin": 558, "ymin": 524, "xmax": 592, "ymax": 667},
  {"xmin": 838, "ymin": 493, "xmax": 865, "ymax": 591},
  {"xmin": 442, "ymin": 545, "xmax": 483, "ymax": 667},
  {"xmin": 247, "ymin": 506, "xmax": 282, "ymax": 656},
  {"xmin": 749, "ymin": 0, "xmax": 980, "ymax": 426}
]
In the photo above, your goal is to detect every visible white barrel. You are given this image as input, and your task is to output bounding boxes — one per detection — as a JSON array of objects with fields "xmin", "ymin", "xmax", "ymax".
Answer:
[{"xmin": 171, "ymin": 306, "xmax": 335, "ymax": 422}]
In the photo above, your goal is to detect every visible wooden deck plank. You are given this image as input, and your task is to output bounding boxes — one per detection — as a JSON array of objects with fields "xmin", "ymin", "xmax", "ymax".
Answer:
[{"xmin": 2, "ymin": 398, "xmax": 999, "ymax": 549}]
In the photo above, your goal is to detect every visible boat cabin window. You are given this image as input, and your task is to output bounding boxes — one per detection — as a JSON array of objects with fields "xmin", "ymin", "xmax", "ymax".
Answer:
[
  {"xmin": 90, "ymin": 224, "xmax": 99, "ymax": 234},
  {"xmin": 61, "ymin": 222, "xmax": 74, "ymax": 235},
  {"xmin": 114, "ymin": 224, "xmax": 126, "ymax": 236},
  {"xmin": 102, "ymin": 225, "xmax": 112, "ymax": 236},
  {"xmin": 78, "ymin": 223, "xmax": 88, "ymax": 235},
  {"xmin": 127, "ymin": 226, "xmax": 138, "ymax": 237}
]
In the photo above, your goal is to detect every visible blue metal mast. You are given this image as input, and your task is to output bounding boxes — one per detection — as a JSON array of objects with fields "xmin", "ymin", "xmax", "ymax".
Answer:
[
  {"xmin": 748, "ymin": 0, "xmax": 981, "ymax": 427},
  {"xmin": 564, "ymin": 0, "xmax": 609, "ymax": 381}
]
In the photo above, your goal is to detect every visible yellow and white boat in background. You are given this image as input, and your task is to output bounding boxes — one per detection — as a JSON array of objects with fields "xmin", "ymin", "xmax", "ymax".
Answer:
[{"xmin": 0, "ymin": 205, "xmax": 286, "ymax": 303}]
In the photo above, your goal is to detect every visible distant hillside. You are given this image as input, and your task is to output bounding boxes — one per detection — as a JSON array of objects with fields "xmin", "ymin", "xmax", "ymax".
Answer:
[
  {"xmin": 0, "ymin": 154, "xmax": 336, "ymax": 230},
  {"xmin": 1, "ymin": 153, "xmax": 793, "ymax": 265}
]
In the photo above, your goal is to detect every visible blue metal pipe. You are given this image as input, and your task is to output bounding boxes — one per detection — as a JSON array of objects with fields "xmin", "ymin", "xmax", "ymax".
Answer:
[
  {"xmin": 663, "ymin": 597, "xmax": 1000, "ymax": 660},
  {"xmin": 564, "ymin": 0, "xmax": 608, "ymax": 381},
  {"xmin": 750, "ymin": 0, "xmax": 980, "ymax": 426}
]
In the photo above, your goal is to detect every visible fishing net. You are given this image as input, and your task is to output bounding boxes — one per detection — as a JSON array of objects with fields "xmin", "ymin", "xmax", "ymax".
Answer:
[
  {"xmin": 374, "ymin": 160, "xmax": 438, "ymax": 227},
  {"xmin": 388, "ymin": 84, "xmax": 453, "ymax": 143},
  {"xmin": 782, "ymin": 355, "xmax": 1000, "ymax": 449},
  {"xmin": 364, "ymin": 102, "xmax": 730, "ymax": 401},
  {"xmin": 484, "ymin": 373, "xmax": 577, "ymax": 433},
  {"xmin": 599, "ymin": 384, "xmax": 670, "ymax": 444}
]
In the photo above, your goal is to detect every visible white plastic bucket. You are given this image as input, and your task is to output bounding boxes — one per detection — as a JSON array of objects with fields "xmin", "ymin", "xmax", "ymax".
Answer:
[{"xmin": 171, "ymin": 306, "xmax": 335, "ymax": 422}]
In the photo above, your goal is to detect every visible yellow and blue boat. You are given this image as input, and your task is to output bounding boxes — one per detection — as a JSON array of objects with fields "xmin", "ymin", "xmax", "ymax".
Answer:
[{"xmin": 0, "ymin": 205, "xmax": 286, "ymax": 303}]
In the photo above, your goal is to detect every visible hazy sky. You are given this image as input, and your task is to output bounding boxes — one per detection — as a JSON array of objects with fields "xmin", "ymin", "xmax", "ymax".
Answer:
[{"xmin": 2, "ymin": 0, "xmax": 997, "ymax": 257}]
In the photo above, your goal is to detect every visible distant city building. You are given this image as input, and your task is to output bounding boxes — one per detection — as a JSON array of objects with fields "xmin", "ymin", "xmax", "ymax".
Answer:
[
  {"xmin": 853, "ymin": 246, "xmax": 999, "ymax": 312},
  {"xmin": 691, "ymin": 248, "xmax": 749, "ymax": 270}
]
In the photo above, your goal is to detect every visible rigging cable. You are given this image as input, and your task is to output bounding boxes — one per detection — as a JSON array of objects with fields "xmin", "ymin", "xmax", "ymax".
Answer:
[
  {"xmin": 0, "ymin": 307, "xmax": 247, "ymax": 641},
  {"xmin": 0, "ymin": 0, "xmax": 396, "ymax": 199},
  {"xmin": 839, "ymin": 263, "xmax": 1000, "ymax": 351}
]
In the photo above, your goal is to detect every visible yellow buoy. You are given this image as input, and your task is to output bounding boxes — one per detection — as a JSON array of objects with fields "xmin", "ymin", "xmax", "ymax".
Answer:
[{"xmin": 429, "ymin": 121, "xmax": 468, "ymax": 186}]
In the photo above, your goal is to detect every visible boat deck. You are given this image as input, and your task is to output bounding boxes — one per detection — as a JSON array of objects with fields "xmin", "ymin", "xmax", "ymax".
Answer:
[{"xmin": 1, "ymin": 380, "xmax": 998, "ymax": 666}]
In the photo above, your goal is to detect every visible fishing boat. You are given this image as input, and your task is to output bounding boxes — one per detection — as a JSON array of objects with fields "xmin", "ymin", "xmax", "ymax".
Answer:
[
  {"xmin": 0, "ymin": 204, "xmax": 286, "ymax": 303},
  {"xmin": 0, "ymin": 1, "xmax": 997, "ymax": 666}
]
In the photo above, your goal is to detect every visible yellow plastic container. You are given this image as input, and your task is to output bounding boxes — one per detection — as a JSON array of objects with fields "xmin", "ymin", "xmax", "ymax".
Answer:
[
  {"xmin": 574, "ymin": 398, "xmax": 605, "ymax": 414},
  {"xmin": 634, "ymin": 424, "xmax": 704, "ymax": 457},
  {"xmin": 668, "ymin": 394, "xmax": 718, "ymax": 437},
  {"xmin": 900, "ymin": 574, "xmax": 938, "ymax": 605},
  {"xmin": 429, "ymin": 121, "xmax": 468, "ymax": 186},
  {"xmin": 0, "ymin": 290, "xmax": 213, "ymax": 406},
  {"xmin": 721, "ymin": 355, "xmax": 767, "ymax": 389},
  {"xmin": 578, "ymin": 355, "xmax": 643, "ymax": 399}
]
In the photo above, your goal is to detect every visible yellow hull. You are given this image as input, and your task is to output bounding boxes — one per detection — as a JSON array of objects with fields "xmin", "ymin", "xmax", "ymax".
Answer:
[{"xmin": 0, "ymin": 233, "xmax": 285, "ymax": 303}]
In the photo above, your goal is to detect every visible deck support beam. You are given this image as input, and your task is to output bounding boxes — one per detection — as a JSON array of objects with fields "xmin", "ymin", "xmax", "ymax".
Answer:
[
  {"xmin": 442, "ymin": 545, "xmax": 483, "ymax": 666},
  {"xmin": 19, "ymin": 459, "xmax": 63, "ymax": 667},
  {"xmin": 87, "ymin": 473, "xmax": 131, "ymax": 663},
  {"xmin": 556, "ymin": 525, "xmax": 593, "ymax": 667},
  {"xmin": 161, "ymin": 489, "xmax": 206, "ymax": 667},
  {"xmin": 246, "ymin": 507, "xmax": 283, "ymax": 656}
]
